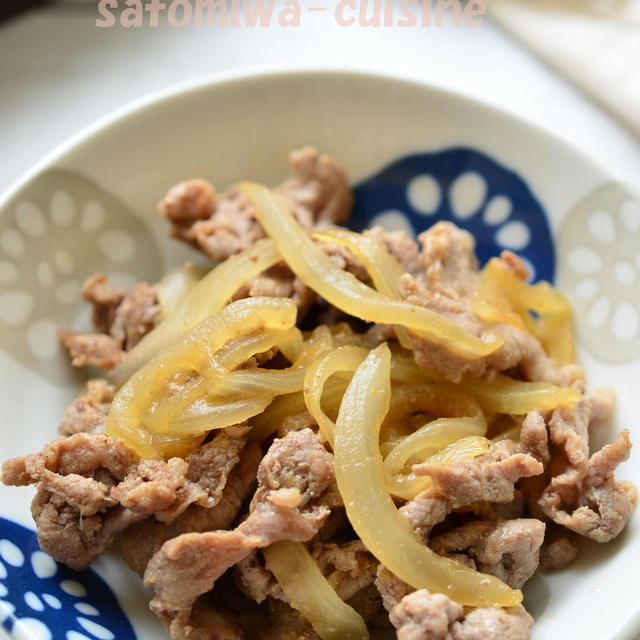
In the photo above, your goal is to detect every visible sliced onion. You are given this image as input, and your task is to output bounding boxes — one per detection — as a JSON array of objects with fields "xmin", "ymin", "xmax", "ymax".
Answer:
[
  {"xmin": 297, "ymin": 325, "xmax": 335, "ymax": 366},
  {"xmin": 333, "ymin": 343, "xmax": 521, "ymax": 607},
  {"xmin": 384, "ymin": 417, "xmax": 487, "ymax": 476},
  {"xmin": 263, "ymin": 541, "xmax": 369, "ymax": 640},
  {"xmin": 303, "ymin": 345, "xmax": 369, "ymax": 446},
  {"xmin": 380, "ymin": 383, "xmax": 485, "ymax": 445},
  {"xmin": 240, "ymin": 183, "xmax": 502, "ymax": 360},
  {"xmin": 249, "ymin": 376, "xmax": 349, "ymax": 444},
  {"xmin": 106, "ymin": 297, "xmax": 296, "ymax": 457},
  {"xmin": 157, "ymin": 263, "xmax": 207, "ymax": 318},
  {"xmin": 389, "ymin": 352, "xmax": 580, "ymax": 414},
  {"xmin": 161, "ymin": 396, "xmax": 272, "ymax": 435},
  {"xmin": 386, "ymin": 434, "xmax": 490, "ymax": 500},
  {"xmin": 110, "ymin": 238, "xmax": 282, "ymax": 385},
  {"xmin": 462, "ymin": 375, "xmax": 580, "ymax": 414},
  {"xmin": 313, "ymin": 227, "xmax": 412, "ymax": 348},
  {"xmin": 474, "ymin": 258, "xmax": 575, "ymax": 363},
  {"xmin": 208, "ymin": 367, "xmax": 305, "ymax": 398},
  {"xmin": 213, "ymin": 328, "xmax": 299, "ymax": 372},
  {"xmin": 278, "ymin": 328, "xmax": 304, "ymax": 363}
]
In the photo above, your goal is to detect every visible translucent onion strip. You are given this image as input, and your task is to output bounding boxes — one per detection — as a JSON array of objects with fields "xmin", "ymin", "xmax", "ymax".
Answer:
[
  {"xmin": 313, "ymin": 227, "xmax": 412, "ymax": 348},
  {"xmin": 386, "ymin": 384, "xmax": 484, "ymax": 423},
  {"xmin": 160, "ymin": 396, "xmax": 272, "ymax": 435},
  {"xmin": 106, "ymin": 297, "xmax": 297, "ymax": 457},
  {"xmin": 333, "ymin": 343, "xmax": 521, "ymax": 607},
  {"xmin": 296, "ymin": 325, "xmax": 335, "ymax": 367},
  {"xmin": 240, "ymin": 182, "xmax": 502, "ymax": 359},
  {"xmin": 249, "ymin": 376, "xmax": 349, "ymax": 444},
  {"xmin": 144, "ymin": 327, "xmax": 296, "ymax": 432},
  {"xmin": 381, "ymin": 383, "xmax": 485, "ymax": 445},
  {"xmin": 389, "ymin": 353, "xmax": 580, "ymax": 414},
  {"xmin": 389, "ymin": 353, "xmax": 444, "ymax": 385},
  {"xmin": 384, "ymin": 418, "xmax": 487, "ymax": 477},
  {"xmin": 462, "ymin": 375, "xmax": 581, "ymax": 414},
  {"xmin": 386, "ymin": 435, "xmax": 490, "ymax": 500},
  {"xmin": 207, "ymin": 367, "xmax": 305, "ymax": 398},
  {"xmin": 278, "ymin": 328, "xmax": 304, "ymax": 363},
  {"xmin": 213, "ymin": 328, "xmax": 299, "ymax": 372},
  {"xmin": 492, "ymin": 423, "xmax": 523, "ymax": 443},
  {"xmin": 157, "ymin": 263, "xmax": 207, "ymax": 318},
  {"xmin": 263, "ymin": 541, "xmax": 369, "ymax": 640},
  {"xmin": 475, "ymin": 258, "xmax": 575, "ymax": 363},
  {"xmin": 328, "ymin": 323, "xmax": 368, "ymax": 347},
  {"xmin": 110, "ymin": 238, "xmax": 282, "ymax": 385},
  {"xmin": 304, "ymin": 345, "xmax": 369, "ymax": 446}
]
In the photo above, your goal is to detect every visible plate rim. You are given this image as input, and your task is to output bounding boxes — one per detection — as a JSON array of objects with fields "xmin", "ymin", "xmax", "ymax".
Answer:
[{"xmin": 1, "ymin": 63, "xmax": 639, "ymax": 209}]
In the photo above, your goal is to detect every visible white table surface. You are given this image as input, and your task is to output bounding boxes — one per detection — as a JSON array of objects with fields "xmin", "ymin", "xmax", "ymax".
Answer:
[{"xmin": 0, "ymin": 4, "xmax": 639, "ymax": 640}]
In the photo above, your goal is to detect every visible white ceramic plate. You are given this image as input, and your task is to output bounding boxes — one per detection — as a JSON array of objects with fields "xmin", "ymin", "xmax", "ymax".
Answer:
[{"xmin": 0, "ymin": 68, "xmax": 638, "ymax": 640}]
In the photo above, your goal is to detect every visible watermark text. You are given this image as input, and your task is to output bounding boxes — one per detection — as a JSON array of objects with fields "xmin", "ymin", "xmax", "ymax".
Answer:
[{"xmin": 96, "ymin": 0, "xmax": 487, "ymax": 28}]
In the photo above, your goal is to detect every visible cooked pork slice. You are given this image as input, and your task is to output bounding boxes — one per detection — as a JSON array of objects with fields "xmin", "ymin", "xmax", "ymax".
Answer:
[
  {"xmin": 160, "ymin": 147, "xmax": 352, "ymax": 264},
  {"xmin": 389, "ymin": 589, "xmax": 464, "ymax": 640},
  {"xmin": 548, "ymin": 391, "xmax": 613, "ymax": 468},
  {"xmin": 83, "ymin": 275, "xmax": 160, "ymax": 349},
  {"xmin": 375, "ymin": 565, "xmax": 414, "ymax": 613},
  {"xmin": 155, "ymin": 594, "xmax": 246, "ymax": 640},
  {"xmin": 539, "ymin": 429, "xmax": 634, "ymax": 542},
  {"xmin": 413, "ymin": 440, "xmax": 544, "ymax": 507},
  {"xmin": 58, "ymin": 378, "xmax": 115, "ymax": 436},
  {"xmin": 235, "ymin": 539, "xmax": 377, "ymax": 607},
  {"xmin": 535, "ymin": 390, "xmax": 634, "ymax": 543},
  {"xmin": 400, "ymin": 222, "xmax": 584, "ymax": 386},
  {"xmin": 539, "ymin": 530, "xmax": 579, "ymax": 570},
  {"xmin": 277, "ymin": 146, "xmax": 353, "ymax": 225},
  {"xmin": 58, "ymin": 330, "xmax": 125, "ymax": 370},
  {"xmin": 234, "ymin": 549, "xmax": 285, "ymax": 604},
  {"xmin": 60, "ymin": 275, "xmax": 160, "ymax": 370},
  {"xmin": 3, "ymin": 433, "xmax": 138, "ymax": 569},
  {"xmin": 81, "ymin": 273, "xmax": 126, "ymax": 333},
  {"xmin": 429, "ymin": 519, "xmax": 545, "ymax": 588},
  {"xmin": 110, "ymin": 282, "xmax": 161, "ymax": 350},
  {"xmin": 399, "ymin": 440, "xmax": 542, "ymax": 543},
  {"xmin": 397, "ymin": 492, "xmax": 452, "ymax": 541},
  {"xmin": 519, "ymin": 411, "xmax": 550, "ymax": 464},
  {"xmin": 453, "ymin": 605, "xmax": 533, "ymax": 640},
  {"xmin": 231, "ymin": 262, "xmax": 316, "ymax": 319},
  {"xmin": 408, "ymin": 439, "xmax": 543, "ymax": 528},
  {"xmin": 389, "ymin": 590, "xmax": 533, "ymax": 640},
  {"xmin": 2, "ymin": 432, "xmax": 138, "ymax": 492},
  {"xmin": 145, "ymin": 429, "xmax": 334, "ymax": 616},
  {"xmin": 310, "ymin": 540, "xmax": 378, "ymax": 601},
  {"xmin": 119, "ymin": 441, "xmax": 261, "ymax": 576},
  {"xmin": 250, "ymin": 599, "xmax": 320, "ymax": 640},
  {"xmin": 365, "ymin": 226, "xmax": 424, "ymax": 279},
  {"xmin": 418, "ymin": 221, "xmax": 479, "ymax": 298},
  {"xmin": 1, "ymin": 428, "xmax": 249, "ymax": 570},
  {"xmin": 157, "ymin": 178, "xmax": 217, "ymax": 226},
  {"xmin": 159, "ymin": 591, "xmax": 320, "ymax": 640},
  {"xmin": 454, "ymin": 489, "xmax": 526, "ymax": 522}
]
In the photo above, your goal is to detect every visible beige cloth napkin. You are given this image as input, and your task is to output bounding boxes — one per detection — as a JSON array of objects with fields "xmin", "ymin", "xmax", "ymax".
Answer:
[{"xmin": 489, "ymin": 0, "xmax": 640, "ymax": 138}]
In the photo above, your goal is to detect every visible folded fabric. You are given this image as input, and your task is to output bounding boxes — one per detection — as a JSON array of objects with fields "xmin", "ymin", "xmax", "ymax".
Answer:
[{"xmin": 490, "ymin": 0, "xmax": 640, "ymax": 138}]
